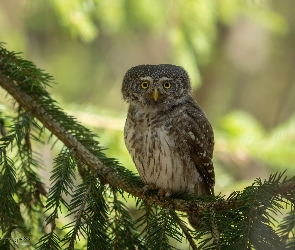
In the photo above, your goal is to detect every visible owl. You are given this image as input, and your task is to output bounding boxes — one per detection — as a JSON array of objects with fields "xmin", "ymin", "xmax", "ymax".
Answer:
[{"xmin": 122, "ymin": 64, "xmax": 214, "ymax": 226}]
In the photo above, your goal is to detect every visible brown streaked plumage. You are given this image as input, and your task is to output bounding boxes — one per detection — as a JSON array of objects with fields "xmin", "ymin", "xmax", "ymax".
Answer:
[{"xmin": 122, "ymin": 64, "xmax": 215, "ymax": 227}]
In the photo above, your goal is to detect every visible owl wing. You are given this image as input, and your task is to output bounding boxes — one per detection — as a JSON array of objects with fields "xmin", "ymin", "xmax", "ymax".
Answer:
[{"xmin": 174, "ymin": 101, "xmax": 215, "ymax": 194}]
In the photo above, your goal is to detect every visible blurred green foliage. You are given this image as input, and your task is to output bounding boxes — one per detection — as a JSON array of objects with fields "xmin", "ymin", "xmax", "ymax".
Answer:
[
  {"xmin": 217, "ymin": 111, "xmax": 295, "ymax": 188},
  {"xmin": 0, "ymin": 0, "xmax": 294, "ymax": 198},
  {"xmin": 0, "ymin": 0, "xmax": 295, "ymax": 248}
]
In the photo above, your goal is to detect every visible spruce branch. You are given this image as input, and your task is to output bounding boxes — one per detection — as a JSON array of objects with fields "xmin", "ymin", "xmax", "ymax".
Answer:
[
  {"xmin": 277, "ymin": 209, "xmax": 295, "ymax": 247},
  {"xmin": 62, "ymin": 173, "xmax": 111, "ymax": 250},
  {"xmin": 1, "ymin": 45, "xmax": 295, "ymax": 249},
  {"xmin": 169, "ymin": 210, "xmax": 198, "ymax": 250},
  {"xmin": 208, "ymin": 205, "xmax": 220, "ymax": 250},
  {"xmin": 63, "ymin": 183, "xmax": 92, "ymax": 249},
  {"xmin": 144, "ymin": 207, "xmax": 181, "ymax": 250},
  {"xmin": 110, "ymin": 187, "xmax": 144, "ymax": 249},
  {"xmin": 85, "ymin": 175, "xmax": 111, "ymax": 249},
  {"xmin": 34, "ymin": 148, "xmax": 76, "ymax": 249},
  {"xmin": 1, "ymin": 69, "xmax": 295, "ymax": 216}
]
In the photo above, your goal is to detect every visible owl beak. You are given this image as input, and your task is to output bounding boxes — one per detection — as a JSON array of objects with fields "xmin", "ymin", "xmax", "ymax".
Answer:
[{"xmin": 152, "ymin": 88, "xmax": 159, "ymax": 101}]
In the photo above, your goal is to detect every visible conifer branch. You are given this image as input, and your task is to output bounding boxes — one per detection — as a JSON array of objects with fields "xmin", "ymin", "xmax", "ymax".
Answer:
[
  {"xmin": 1, "ymin": 71, "xmax": 295, "ymax": 216},
  {"xmin": 66, "ymin": 183, "xmax": 92, "ymax": 249},
  {"xmin": 1, "ymin": 45, "xmax": 295, "ymax": 249},
  {"xmin": 170, "ymin": 211, "xmax": 198, "ymax": 250}
]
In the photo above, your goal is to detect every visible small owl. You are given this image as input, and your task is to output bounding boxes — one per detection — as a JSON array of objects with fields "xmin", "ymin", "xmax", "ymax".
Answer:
[{"xmin": 122, "ymin": 64, "xmax": 214, "ymax": 226}]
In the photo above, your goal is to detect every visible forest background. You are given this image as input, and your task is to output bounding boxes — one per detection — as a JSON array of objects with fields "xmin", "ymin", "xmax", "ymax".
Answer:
[{"xmin": 0, "ymin": 0, "xmax": 295, "ymax": 249}]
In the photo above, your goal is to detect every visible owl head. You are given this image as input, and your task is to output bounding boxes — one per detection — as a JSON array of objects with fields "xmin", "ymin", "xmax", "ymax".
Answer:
[{"xmin": 122, "ymin": 64, "xmax": 192, "ymax": 107}]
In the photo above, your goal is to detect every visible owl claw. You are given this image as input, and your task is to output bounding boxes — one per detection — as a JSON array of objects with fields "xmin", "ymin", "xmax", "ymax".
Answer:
[
  {"xmin": 158, "ymin": 188, "xmax": 172, "ymax": 199},
  {"xmin": 143, "ymin": 183, "xmax": 157, "ymax": 196},
  {"xmin": 142, "ymin": 184, "xmax": 172, "ymax": 198}
]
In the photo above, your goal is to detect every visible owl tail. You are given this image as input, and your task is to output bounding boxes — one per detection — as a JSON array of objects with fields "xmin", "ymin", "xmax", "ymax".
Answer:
[
  {"xmin": 187, "ymin": 212, "xmax": 201, "ymax": 229},
  {"xmin": 187, "ymin": 183, "xmax": 212, "ymax": 229}
]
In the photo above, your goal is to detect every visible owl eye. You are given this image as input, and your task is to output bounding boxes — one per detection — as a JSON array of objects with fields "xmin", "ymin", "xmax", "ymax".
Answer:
[
  {"xmin": 163, "ymin": 81, "xmax": 172, "ymax": 89},
  {"xmin": 140, "ymin": 81, "xmax": 149, "ymax": 89}
]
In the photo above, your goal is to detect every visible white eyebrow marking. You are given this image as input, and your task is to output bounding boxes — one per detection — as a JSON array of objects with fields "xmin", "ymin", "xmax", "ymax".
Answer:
[
  {"xmin": 140, "ymin": 76, "xmax": 153, "ymax": 82},
  {"xmin": 159, "ymin": 77, "xmax": 172, "ymax": 82}
]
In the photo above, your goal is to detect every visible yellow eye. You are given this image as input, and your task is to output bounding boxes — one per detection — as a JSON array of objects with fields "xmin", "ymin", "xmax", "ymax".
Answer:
[
  {"xmin": 163, "ymin": 81, "xmax": 172, "ymax": 89},
  {"xmin": 141, "ymin": 81, "xmax": 149, "ymax": 89}
]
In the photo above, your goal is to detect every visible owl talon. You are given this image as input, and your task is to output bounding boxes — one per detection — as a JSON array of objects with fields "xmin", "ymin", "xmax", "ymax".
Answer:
[
  {"xmin": 143, "ymin": 183, "xmax": 157, "ymax": 196},
  {"xmin": 158, "ymin": 189, "xmax": 172, "ymax": 199},
  {"xmin": 165, "ymin": 189, "xmax": 172, "ymax": 198}
]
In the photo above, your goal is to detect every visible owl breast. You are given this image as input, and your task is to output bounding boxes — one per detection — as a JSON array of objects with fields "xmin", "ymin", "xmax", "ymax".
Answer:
[{"xmin": 125, "ymin": 106, "xmax": 203, "ymax": 194}]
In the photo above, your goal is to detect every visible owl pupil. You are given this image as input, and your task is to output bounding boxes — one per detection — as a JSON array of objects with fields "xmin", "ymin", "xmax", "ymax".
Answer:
[
  {"xmin": 164, "ymin": 82, "xmax": 171, "ymax": 89},
  {"xmin": 141, "ymin": 82, "xmax": 149, "ymax": 89}
]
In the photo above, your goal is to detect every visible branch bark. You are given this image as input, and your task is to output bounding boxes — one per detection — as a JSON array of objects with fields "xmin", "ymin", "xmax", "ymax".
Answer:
[{"xmin": 1, "ymin": 71, "xmax": 295, "ymax": 214}]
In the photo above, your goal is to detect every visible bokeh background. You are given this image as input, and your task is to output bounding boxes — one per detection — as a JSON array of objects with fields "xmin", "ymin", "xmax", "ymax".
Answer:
[
  {"xmin": 0, "ymin": 1, "xmax": 295, "ymax": 247},
  {"xmin": 1, "ymin": 0, "xmax": 295, "ymax": 193}
]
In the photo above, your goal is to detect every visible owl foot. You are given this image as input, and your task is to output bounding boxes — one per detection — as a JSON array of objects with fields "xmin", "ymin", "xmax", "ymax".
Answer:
[
  {"xmin": 143, "ymin": 183, "xmax": 157, "ymax": 196},
  {"xmin": 158, "ymin": 188, "xmax": 172, "ymax": 199}
]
